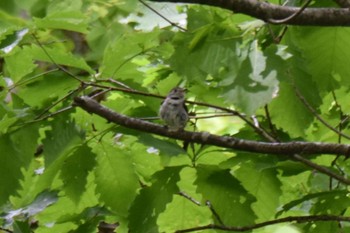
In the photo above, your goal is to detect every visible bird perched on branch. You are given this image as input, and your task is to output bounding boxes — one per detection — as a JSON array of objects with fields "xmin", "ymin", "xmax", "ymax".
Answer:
[{"xmin": 159, "ymin": 87, "xmax": 189, "ymax": 131}]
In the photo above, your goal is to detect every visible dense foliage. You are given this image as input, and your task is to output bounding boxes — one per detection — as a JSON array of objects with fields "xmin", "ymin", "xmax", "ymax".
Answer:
[{"xmin": 1, "ymin": 0, "xmax": 350, "ymax": 232}]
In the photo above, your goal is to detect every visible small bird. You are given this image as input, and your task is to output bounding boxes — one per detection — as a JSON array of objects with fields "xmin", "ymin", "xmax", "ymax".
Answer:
[{"xmin": 159, "ymin": 87, "xmax": 189, "ymax": 131}]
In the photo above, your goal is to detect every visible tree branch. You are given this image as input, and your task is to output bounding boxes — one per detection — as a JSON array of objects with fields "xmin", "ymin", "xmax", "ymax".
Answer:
[
  {"xmin": 89, "ymin": 82, "xmax": 277, "ymax": 141},
  {"xmin": 74, "ymin": 96, "xmax": 350, "ymax": 157},
  {"xmin": 175, "ymin": 215, "xmax": 350, "ymax": 232},
  {"xmin": 149, "ymin": 0, "xmax": 350, "ymax": 26},
  {"xmin": 291, "ymin": 154, "xmax": 350, "ymax": 185}
]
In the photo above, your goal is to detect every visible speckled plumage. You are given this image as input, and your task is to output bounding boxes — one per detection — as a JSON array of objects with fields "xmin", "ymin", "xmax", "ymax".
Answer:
[{"xmin": 159, "ymin": 87, "xmax": 188, "ymax": 131}]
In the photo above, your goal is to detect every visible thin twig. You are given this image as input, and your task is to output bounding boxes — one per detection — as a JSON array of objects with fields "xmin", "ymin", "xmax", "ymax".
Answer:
[
  {"xmin": 106, "ymin": 78, "xmax": 135, "ymax": 90},
  {"xmin": 267, "ymin": 0, "xmax": 313, "ymax": 24},
  {"xmin": 331, "ymin": 90, "xmax": 347, "ymax": 142},
  {"xmin": 10, "ymin": 68, "xmax": 59, "ymax": 90},
  {"xmin": 191, "ymin": 113, "xmax": 235, "ymax": 120},
  {"xmin": 27, "ymin": 106, "xmax": 74, "ymax": 124},
  {"xmin": 34, "ymin": 86, "xmax": 83, "ymax": 120},
  {"xmin": 277, "ymin": 26, "xmax": 288, "ymax": 42},
  {"xmin": 111, "ymin": 50, "xmax": 146, "ymax": 79},
  {"xmin": 206, "ymin": 200, "xmax": 225, "ymax": 226},
  {"xmin": 330, "ymin": 90, "xmax": 346, "ymax": 172},
  {"xmin": 264, "ymin": 105, "xmax": 279, "ymax": 141},
  {"xmin": 294, "ymin": 86, "xmax": 350, "ymax": 140},
  {"xmin": 178, "ymin": 193, "xmax": 227, "ymax": 226},
  {"xmin": 31, "ymin": 34, "xmax": 85, "ymax": 83},
  {"xmin": 178, "ymin": 192, "xmax": 201, "ymax": 206},
  {"xmin": 139, "ymin": 0, "xmax": 187, "ymax": 31},
  {"xmin": 291, "ymin": 154, "xmax": 350, "ymax": 185}
]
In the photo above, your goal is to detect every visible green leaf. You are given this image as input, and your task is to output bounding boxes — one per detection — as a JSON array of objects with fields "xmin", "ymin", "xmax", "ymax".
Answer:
[
  {"xmin": 115, "ymin": 0, "xmax": 138, "ymax": 13},
  {"xmin": 267, "ymin": 36, "xmax": 322, "ymax": 138},
  {"xmin": 67, "ymin": 216, "xmax": 101, "ymax": 233},
  {"xmin": 46, "ymin": 0, "xmax": 82, "ymax": 14},
  {"xmin": 28, "ymin": 44, "xmax": 94, "ymax": 74},
  {"xmin": 195, "ymin": 165, "xmax": 256, "ymax": 226},
  {"xmin": 138, "ymin": 133, "xmax": 186, "ymax": 157},
  {"xmin": 60, "ymin": 144, "xmax": 96, "ymax": 203},
  {"xmin": 128, "ymin": 166, "xmax": 183, "ymax": 233},
  {"xmin": 304, "ymin": 221, "xmax": 339, "ymax": 233},
  {"xmin": 170, "ymin": 30, "xmax": 241, "ymax": 84},
  {"xmin": 287, "ymin": 27, "xmax": 350, "ymax": 90},
  {"xmin": 25, "ymin": 118, "xmax": 85, "ymax": 198},
  {"xmin": 128, "ymin": 143, "xmax": 163, "ymax": 181},
  {"xmin": 35, "ymin": 195, "xmax": 79, "ymax": 232},
  {"xmin": 0, "ymin": 124, "xmax": 39, "ymax": 206},
  {"xmin": 158, "ymin": 167, "xmax": 212, "ymax": 232},
  {"xmin": 221, "ymin": 43, "xmax": 277, "ymax": 114},
  {"xmin": 188, "ymin": 25, "xmax": 212, "ymax": 50},
  {"xmin": 277, "ymin": 190, "xmax": 348, "ymax": 216},
  {"xmin": 13, "ymin": 221, "xmax": 31, "ymax": 233},
  {"xmin": 10, "ymin": 159, "xmax": 42, "ymax": 208},
  {"xmin": 171, "ymin": 26, "xmax": 285, "ymax": 114},
  {"xmin": 43, "ymin": 117, "xmax": 84, "ymax": 167},
  {"xmin": 269, "ymin": 81, "xmax": 313, "ymax": 137},
  {"xmin": 4, "ymin": 45, "xmax": 37, "ymax": 82},
  {"xmin": 16, "ymin": 72, "xmax": 78, "ymax": 108},
  {"xmin": 93, "ymin": 141, "xmax": 139, "ymax": 217},
  {"xmin": 34, "ymin": 182, "xmax": 101, "ymax": 232},
  {"xmin": 231, "ymin": 154, "xmax": 282, "ymax": 221},
  {"xmin": 100, "ymin": 31, "xmax": 160, "ymax": 80},
  {"xmin": 34, "ymin": 11, "xmax": 88, "ymax": 33},
  {"xmin": 158, "ymin": 195, "xmax": 211, "ymax": 232},
  {"xmin": 312, "ymin": 190, "xmax": 350, "ymax": 214}
]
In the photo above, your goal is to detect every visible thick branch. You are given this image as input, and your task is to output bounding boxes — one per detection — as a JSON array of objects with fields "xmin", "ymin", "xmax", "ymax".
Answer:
[
  {"xmin": 74, "ymin": 96, "xmax": 350, "ymax": 157},
  {"xmin": 149, "ymin": 0, "xmax": 350, "ymax": 26}
]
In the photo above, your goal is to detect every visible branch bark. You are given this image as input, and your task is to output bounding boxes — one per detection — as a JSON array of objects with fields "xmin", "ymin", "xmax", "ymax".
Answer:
[
  {"xmin": 74, "ymin": 96, "xmax": 350, "ymax": 157},
  {"xmin": 149, "ymin": 0, "xmax": 350, "ymax": 26}
]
